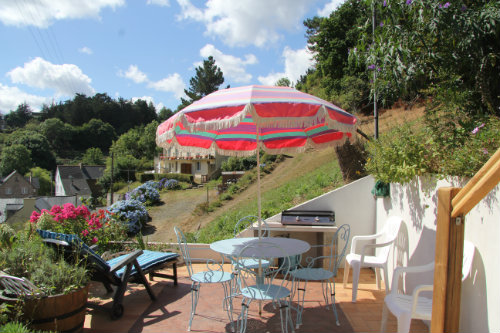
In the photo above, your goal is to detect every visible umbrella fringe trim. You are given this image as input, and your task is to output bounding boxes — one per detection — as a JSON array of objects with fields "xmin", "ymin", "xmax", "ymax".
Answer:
[{"xmin": 156, "ymin": 135, "xmax": 350, "ymax": 157}]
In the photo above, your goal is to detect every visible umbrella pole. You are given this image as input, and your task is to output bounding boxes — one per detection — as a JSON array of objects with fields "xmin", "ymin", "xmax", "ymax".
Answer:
[{"xmin": 256, "ymin": 126, "xmax": 263, "ymax": 315}]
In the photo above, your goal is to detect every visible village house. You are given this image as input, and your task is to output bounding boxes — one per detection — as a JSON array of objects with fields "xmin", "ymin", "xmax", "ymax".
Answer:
[
  {"xmin": 155, "ymin": 147, "xmax": 228, "ymax": 183},
  {"xmin": 0, "ymin": 170, "xmax": 38, "ymax": 199},
  {"xmin": 54, "ymin": 164, "xmax": 105, "ymax": 198}
]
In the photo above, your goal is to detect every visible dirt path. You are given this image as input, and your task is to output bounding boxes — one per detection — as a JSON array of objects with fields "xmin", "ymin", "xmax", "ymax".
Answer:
[
  {"xmin": 144, "ymin": 146, "xmax": 338, "ymax": 243},
  {"xmin": 144, "ymin": 187, "xmax": 219, "ymax": 243}
]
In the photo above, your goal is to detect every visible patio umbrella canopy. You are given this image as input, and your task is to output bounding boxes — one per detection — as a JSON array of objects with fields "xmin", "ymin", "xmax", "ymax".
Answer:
[{"xmin": 156, "ymin": 85, "xmax": 357, "ymax": 236}]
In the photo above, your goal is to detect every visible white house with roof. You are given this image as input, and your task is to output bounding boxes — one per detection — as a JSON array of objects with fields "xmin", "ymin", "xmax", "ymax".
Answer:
[
  {"xmin": 155, "ymin": 147, "xmax": 228, "ymax": 183},
  {"xmin": 55, "ymin": 164, "xmax": 105, "ymax": 197}
]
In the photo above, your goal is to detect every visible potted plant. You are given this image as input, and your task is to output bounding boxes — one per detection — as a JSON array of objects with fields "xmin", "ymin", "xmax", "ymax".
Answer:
[{"xmin": 0, "ymin": 224, "xmax": 89, "ymax": 333}]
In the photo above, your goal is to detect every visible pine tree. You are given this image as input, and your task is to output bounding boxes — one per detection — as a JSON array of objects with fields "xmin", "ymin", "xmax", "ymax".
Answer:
[{"xmin": 179, "ymin": 56, "xmax": 225, "ymax": 110}]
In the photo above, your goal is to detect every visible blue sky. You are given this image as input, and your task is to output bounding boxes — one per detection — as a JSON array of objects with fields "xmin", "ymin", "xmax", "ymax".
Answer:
[{"xmin": 0, "ymin": 0, "xmax": 345, "ymax": 115}]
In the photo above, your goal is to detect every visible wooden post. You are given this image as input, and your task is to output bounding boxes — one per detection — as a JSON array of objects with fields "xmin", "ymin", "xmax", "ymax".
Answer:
[{"xmin": 431, "ymin": 187, "xmax": 464, "ymax": 333}]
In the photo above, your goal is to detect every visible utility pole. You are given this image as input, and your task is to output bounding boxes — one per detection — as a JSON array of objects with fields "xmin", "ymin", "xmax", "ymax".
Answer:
[
  {"xmin": 110, "ymin": 152, "xmax": 114, "ymax": 204},
  {"xmin": 372, "ymin": 0, "xmax": 379, "ymax": 139}
]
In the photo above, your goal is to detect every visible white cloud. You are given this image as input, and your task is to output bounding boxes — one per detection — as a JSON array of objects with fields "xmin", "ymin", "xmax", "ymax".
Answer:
[
  {"xmin": 147, "ymin": 0, "xmax": 170, "ymax": 6},
  {"xmin": 148, "ymin": 73, "xmax": 186, "ymax": 99},
  {"xmin": 0, "ymin": 83, "xmax": 50, "ymax": 114},
  {"xmin": 130, "ymin": 96, "xmax": 165, "ymax": 112},
  {"xmin": 7, "ymin": 57, "xmax": 95, "ymax": 97},
  {"xmin": 120, "ymin": 65, "xmax": 148, "ymax": 84},
  {"xmin": 78, "ymin": 46, "xmax": 93, "ymax": 55},
  {"xmin": 177, "ymin": 0, "xmax": 312, "ymax": 47},
  {"xmin": 199, "ymin": 44, "xmax": 257, "ymax": 84},
  {"xmin": 258, "ymin": 46, "xmax": 315, "ymax": 86},
  {"xmin": 0, "ymin": 0, "xmax": 125, "ymax": 28},
  {"xmin": 317, "ymin": 0, "xmax": 345, "ymax": 17}
]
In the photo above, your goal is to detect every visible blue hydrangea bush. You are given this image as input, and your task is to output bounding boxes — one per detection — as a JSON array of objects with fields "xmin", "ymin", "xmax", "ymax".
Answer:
[
  {"xmin": 108, "ymin": 199, "xmax": 148, "ymax": 234},
  {"xmin": 125, "ymin": 181, "xmax": 160, "ymax": 205},
  {"xmin": 158, "ymin": 178, "xmax": 181, "ymax": 190}
]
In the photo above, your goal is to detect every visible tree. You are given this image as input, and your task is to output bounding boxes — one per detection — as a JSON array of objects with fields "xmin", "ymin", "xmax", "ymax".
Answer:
[
  {"xmin": 82, "ymin": 148, "xmax": 104, "ymax": 165},
  {"xmin": 138, "ymin": 120, "xmax": 161, "ymax": 160},
  {"xmin": 275, "ymin": 77, "xmax": 291, "ymax": 87},
  {"xmin": 179, "ymin": 56, "xmax": 225, "ymax": 109},
  {"xmin": 5, "ymin": 130, "xmax": 56, "ymax": 171},
  {"xmin": 78, "ymin": 118, "xmax": 116, "ymax": 151},
  {"xmin": 26, "ymin": 167, "xmax": 53, "ymax": 196},
  {"xmin": 40, "ymin": 118, "xmax": 76, "ymax": 156},
  {"xmin": 0, "ymin": 144, "xmax": 32, "ymax": 175},
  {"xmin": 158, "ymin": 107, "xmax": 174, "ymax": 122},
  {"xmin": 304, "ymin": 0, "xmax": 369, "ymax": 93},
  {"xmin": 352, "ymin": 0, "xmax": 500, "ymax": 115},
  {"xmin": 4, "ymin": 103, "xmax": 34, "ymax": 128}
]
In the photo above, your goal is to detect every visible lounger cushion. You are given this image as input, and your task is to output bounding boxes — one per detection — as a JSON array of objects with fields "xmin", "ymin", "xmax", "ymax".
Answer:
[{"xmin": 107, "ymin": 250, "xmax": 179, "ymax": 278}]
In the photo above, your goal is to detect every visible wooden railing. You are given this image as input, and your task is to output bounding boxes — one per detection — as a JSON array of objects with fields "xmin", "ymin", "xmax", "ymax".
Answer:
[{"xmin": 431, "ymin": 147, "xmax": 500, "ymax": 332}]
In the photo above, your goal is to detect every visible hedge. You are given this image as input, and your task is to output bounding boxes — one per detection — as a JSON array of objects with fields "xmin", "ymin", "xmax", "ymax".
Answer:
[{"xmin": 136, "ymin": 172, "xmax": 193, "ymax": 183}]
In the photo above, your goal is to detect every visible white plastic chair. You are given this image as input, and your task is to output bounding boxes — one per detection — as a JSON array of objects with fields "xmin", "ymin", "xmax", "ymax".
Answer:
[
  {"xmin": 380, "ymin": 240, "xmax": 474, "ymax": 333},
  {"xmin": 343, "ymin": 215, "xmax": 402, "ymax": 302},
  {"xmin": 380, "ymin": 261, "xmax": 435, "ymax": 333}
]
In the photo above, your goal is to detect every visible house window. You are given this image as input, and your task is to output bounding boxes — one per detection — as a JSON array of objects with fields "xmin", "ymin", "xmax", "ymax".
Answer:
[
  {"xmin": 196, "ymin": 162, "xmax": 201, "ymax": 171},
  {"xmin": 22, "ymin": 187, "xmax": 28, "ymax": 194},
  {"xmin": 5, "ymin": 187, "xmax": 12, "ymax": 195}
]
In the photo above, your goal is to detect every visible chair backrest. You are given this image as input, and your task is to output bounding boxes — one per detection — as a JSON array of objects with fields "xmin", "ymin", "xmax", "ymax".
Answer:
[
  {"xmin": 324, "ymin": 224, "xmax": 350, "ymax": 275},
  {"xmin": 235, "ymin": 240, "xmax": 291, "ymax": 299},
  {"xmin": 234, "ymin": 215, "xmax": 269, "ymax": 238},
  {"xmin": 377, "ymin": 216, "xmax": 403, "ymax": 259},
  {"xmin": 36, "ymin": 229, "xmax": 111, "ymax": 274},
  {"xmin": 174, "ymin": 226, "xmax": 194, "ymax": 277},
  {"xmin": 462, "ymin": 240, "xmax": 475, "ymax": 281}
]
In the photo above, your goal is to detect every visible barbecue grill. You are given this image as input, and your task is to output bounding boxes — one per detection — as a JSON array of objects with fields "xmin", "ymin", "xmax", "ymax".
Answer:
[{"xmin": 280, "ymin": 210, "xmax": 335, "ymax": 226}]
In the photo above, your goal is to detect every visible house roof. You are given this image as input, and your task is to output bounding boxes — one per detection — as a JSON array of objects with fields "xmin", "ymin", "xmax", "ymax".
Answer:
[
  {"xmin": 57, "ymin": 165, "xmax": 105, "ymax": 196},
  {"xmin": 0, "ymin": 170, "xmax": 38, "ymax": 190}
]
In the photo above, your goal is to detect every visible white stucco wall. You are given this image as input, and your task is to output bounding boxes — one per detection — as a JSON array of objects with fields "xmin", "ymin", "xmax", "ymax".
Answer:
[
  {"xmin": 290, "ymin": 176, "xmax": 377, "ymax": 242},
  {"xmin": 377, "ymin": 175, "xmax": 499, "ymax": 333}
]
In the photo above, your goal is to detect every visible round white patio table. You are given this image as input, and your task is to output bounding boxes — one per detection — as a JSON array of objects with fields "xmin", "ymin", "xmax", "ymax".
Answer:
[{"xmin": 210, "ymin": 237, "xmax": 310, "ymax": 259}]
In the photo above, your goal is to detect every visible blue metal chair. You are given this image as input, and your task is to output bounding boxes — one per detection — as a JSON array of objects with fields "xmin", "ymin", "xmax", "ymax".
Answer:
[
  {"xmin": 290, "ymin": 224, "xmax": 350, "ymax": 328},
  {"xmin": 233, "ymin": 215, "xmax": 271, "ymax": 270},
  {"xmin": 36, "ymin": 229, "xmax": 179, "ymax": 319},
  {"xmin": 233, "ymin": 240, "xmax": 295, "ymax": 333},
  {"xmin": 174, "ymin": 226, "xmax": 235, "ymax": 331}
]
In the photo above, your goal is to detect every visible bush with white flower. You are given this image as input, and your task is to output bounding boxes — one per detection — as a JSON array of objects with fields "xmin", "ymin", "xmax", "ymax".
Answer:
[{"xmin": 108, "ymin": 199, "xmax": 148, "ymax": 234}]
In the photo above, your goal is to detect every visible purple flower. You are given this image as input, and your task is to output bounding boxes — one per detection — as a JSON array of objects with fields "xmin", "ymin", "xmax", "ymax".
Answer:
[
  {"xmin": 368, "ymin": 64, "xmax": 376, "ymax": 70},
  {"xmin": 444, "ymin": 2, "xmax": 450, "ymax": 8},
  {"xmin": 406, "ymin": 0, "xmax": 412, "ymax": 5},
  {"xmin": 383, "ymin": 0, "xmax": 387, "ymax": 6},
  {"xmin": 482, "ymin": 148, "xmax": 489, "ymax": 155},
  {"xmin": 380, "ymin": 22, "xmax": 384, "ymax": 27},
  {"xmin": 461, "ymin": 5, "xmax": 467, "ymax": 11}
]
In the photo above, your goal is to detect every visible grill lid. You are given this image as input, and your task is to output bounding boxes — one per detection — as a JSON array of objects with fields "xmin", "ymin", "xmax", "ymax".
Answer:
[{"xmin": 280, "ymin": 210, "xmax": 335, "ymax": 226}]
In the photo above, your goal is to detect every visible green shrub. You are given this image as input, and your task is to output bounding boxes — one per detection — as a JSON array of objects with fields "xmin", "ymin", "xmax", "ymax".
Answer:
[
  {"xmin": 0, "ymin": 232, "xmax": 89, "ymax": 296},
  {"xmin": 365, "ymin": 114, "xmax": 500, "ymax": 184}
]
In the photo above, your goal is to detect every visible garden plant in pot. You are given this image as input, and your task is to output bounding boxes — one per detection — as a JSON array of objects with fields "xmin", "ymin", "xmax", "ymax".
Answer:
[{"xmin": 0, "ymin": 224, "xmax": 89, "ymax": 333}]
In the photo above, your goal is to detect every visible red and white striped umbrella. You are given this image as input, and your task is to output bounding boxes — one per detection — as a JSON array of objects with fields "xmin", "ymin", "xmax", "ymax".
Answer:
[{"xmin": 156, "ymin": 85, "xmax": 357, "ymax": 235}]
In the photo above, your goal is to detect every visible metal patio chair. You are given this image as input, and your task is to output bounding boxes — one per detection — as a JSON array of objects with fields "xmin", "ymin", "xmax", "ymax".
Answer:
[
  {"xmin": 290, "ymin": 223, "xmax": 350, "ymax": 327},
  {"xmin": 174, "ymin": 226, "xmax": 235, "ymax": 331},
  {"xmin": 233, "ymin": 240, "xmax": 295, "ymax": 333}
]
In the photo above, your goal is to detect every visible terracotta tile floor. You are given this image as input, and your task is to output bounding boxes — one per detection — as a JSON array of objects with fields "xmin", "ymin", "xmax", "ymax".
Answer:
[{"xmin": 84, "ymin": 264, "xmax": 429, "ymax": 333}]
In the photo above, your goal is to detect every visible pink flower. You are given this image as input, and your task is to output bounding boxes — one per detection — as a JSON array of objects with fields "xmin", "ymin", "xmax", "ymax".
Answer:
[
  {"xmin": 471, "ymin": 123, "xmax": 485, "ymax": 134},
  {"xmin": 92, "ymin": 237, "xmax": 98, "ymax": 244},
  {"xmin": 82, "ymin": 229, "xmax": 89, "ymax": 237},
  {"xmin": 30, "ymin": 211, "xmax": 40, "ymax": 223}
]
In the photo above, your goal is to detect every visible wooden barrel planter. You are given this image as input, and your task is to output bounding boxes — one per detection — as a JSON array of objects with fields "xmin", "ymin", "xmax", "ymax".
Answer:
[{"xmin": 2, "ymin": 284, "xmax": 89, "ymax": 333}]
